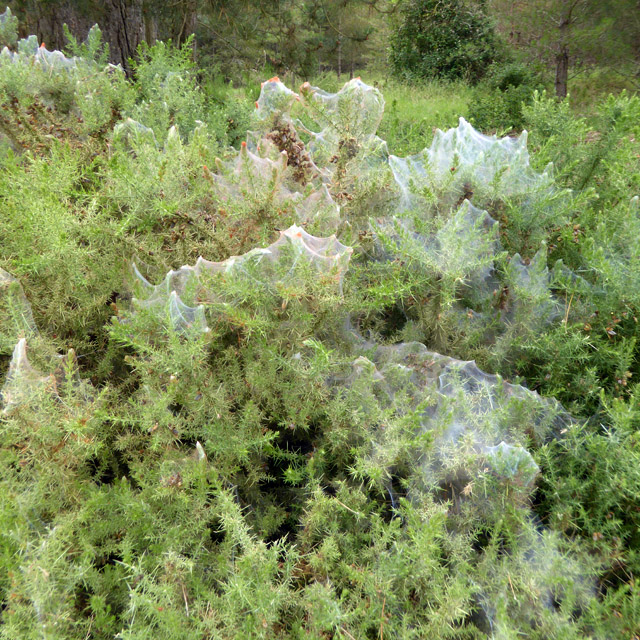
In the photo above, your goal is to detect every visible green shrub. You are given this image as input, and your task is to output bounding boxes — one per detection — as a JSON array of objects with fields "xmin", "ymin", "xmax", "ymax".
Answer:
[
  {"xmin": 469, "ymin": 62, "xmax": 542, "ymax": 132},
  {"xmin": 0, "ymin": 6, "xmax": 17, "ymax": 49},
  {"xmin": 0, "ymin": 26, "xmax": 639, "ymax": 640},
  {"xmin": 389, "ymin": 0, "xmax": 503, "ymax": 83}
]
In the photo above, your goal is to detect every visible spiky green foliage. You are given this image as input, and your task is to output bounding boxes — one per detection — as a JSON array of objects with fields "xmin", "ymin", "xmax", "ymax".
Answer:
[
  {"xmin": 0, "ymin": 6, "xmax": 17, "ymax": 48},
  {"xmin": 0, "ymin": 27, "xmax": 639, "ymax": 640}
]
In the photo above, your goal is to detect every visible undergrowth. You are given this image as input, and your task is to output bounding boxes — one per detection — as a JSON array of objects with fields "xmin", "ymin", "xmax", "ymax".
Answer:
[{"xmin": 0, "ymin": 20, "xmax": 639, "ymax": 640}]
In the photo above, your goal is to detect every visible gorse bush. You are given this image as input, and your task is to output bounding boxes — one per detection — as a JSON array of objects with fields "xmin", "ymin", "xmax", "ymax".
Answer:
[
  {"xmin": 0, "ymin": 5, "xmax": 16, "ymax": 48},
  {"xmin": 1, "ymin": 19, "xmax": 640, "ymax": 639}
]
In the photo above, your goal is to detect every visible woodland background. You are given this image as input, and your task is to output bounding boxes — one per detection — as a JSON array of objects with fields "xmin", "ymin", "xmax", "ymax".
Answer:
[{"xmin": 6, "ymin": 0, "xmax": 640, "ymax": 99}]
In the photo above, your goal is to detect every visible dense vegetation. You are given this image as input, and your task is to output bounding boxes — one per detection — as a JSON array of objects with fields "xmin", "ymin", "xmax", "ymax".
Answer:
[
  {"xmin": 5, "ymin": 0, "xmax": 640, "ymax": 97},
  {"xmin": 0, "ymin": 5, "xmax": 639, "ymax": 640}
]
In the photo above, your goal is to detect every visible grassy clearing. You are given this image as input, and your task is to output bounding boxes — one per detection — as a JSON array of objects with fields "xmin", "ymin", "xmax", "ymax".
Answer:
[
  {"xmin": 210, "ymin": 70, "xmax": 472, "ymax": 155},
  {"xmin": 375, "ymin": 77, "xmax": 472, "ymax": 154}
]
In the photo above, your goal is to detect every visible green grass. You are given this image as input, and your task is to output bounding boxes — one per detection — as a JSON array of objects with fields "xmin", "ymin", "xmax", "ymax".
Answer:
[
  {"xmin": 375, "ymin": 77, "xmax": 472, "ymax": 155},
  {"xmin": 304, "ymin": 74, "xmax": 473, "ymax": 156},
  {"xmin": 206, "ymin": 70, "xmax": 472, "ymax": 156}
]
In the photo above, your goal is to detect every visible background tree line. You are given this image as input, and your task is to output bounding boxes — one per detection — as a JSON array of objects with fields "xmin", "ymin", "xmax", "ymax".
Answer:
[
  {"xmin": 5, "ymin": 0, "xmax": 392, "ymax": 77},
  {"xmin": 4, "ymin": 0, "xmax": 640, "ymax": 97}
]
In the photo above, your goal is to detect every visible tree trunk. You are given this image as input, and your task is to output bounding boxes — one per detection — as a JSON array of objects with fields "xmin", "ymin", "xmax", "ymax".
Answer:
[
  {"xmin": 143, "ymin": 2, "xmax": 158, "ymax": 45},
  {"xmin": 337, "ymin": 15, "xmax": 342, "ymax": 78},
  {"xmin": 555, "ymin": 46, "xmax": 569, "ymax": 98},
  {"xmin": 20, "ymin": 1, "xmax": 94, "ymax": 52},
  {"xmin": 100, "ymin": 0, "xmax": 146, "ymax": 72},
  {"xmin": 554, "ymin": 3, "xmax": 574, "ymax": 100},
  {"xmin": 173, "ymin": 1, "xmax": 197, "ymax": 49},
  {"xmin": 634, "ymin": 0, "xmax": 640, "ymax": 74},
  {"xmin": 17, "ymin": 0, "xmax": 148, "ymax": 74}
]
